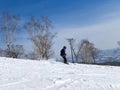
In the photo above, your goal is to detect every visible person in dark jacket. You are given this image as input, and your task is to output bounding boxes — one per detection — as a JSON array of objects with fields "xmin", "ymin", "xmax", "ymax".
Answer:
[{"xmin": 60, "ymin": 46, "xmax": 68, "ymax": 64}]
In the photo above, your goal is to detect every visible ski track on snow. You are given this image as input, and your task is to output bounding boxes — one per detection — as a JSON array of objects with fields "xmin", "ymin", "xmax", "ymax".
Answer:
[
  {"xmin": 45, "ymin": 79, "xmax": 73, "ymax": 90},
  {"xmin": 0, "ymin": 79, "xmax": 28, "ymax": 87}
]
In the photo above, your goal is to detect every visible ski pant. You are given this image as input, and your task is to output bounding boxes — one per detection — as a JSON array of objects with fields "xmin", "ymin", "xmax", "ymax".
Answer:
[{"xmin": 62, "ymin": 56, "xmax": 67, "ymax": 63}]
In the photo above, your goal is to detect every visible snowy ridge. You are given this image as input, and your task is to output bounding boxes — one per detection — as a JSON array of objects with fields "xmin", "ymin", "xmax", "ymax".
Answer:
[{"xmin": 0, "ymin": 57, "xmax": 120, "ymax": 90}]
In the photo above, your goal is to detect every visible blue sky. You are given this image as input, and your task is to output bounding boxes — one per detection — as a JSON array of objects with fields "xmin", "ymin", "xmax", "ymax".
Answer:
[
  {"xmin": 1, "ymin": 0, "xmax": 119, "ymax": 26},
  {"xmin": 0, "ymin": 0, "xmax": 120, "ymax": 57}
]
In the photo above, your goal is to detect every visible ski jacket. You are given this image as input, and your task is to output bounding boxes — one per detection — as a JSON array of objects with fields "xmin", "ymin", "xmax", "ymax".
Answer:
[{"xmin": 60, "ymin": 49, "xmax": 66, "ymax": 56}]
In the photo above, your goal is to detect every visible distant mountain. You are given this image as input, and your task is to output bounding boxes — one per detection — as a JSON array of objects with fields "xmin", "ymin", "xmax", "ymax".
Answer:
[{"xmin": 96, "ymin": 49, "xmax": 120, "ymax": 63}]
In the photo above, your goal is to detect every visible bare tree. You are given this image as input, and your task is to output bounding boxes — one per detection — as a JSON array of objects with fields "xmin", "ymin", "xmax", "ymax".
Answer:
[
  {"xmin": 24, "ymin": 16, "xmax": 56, "ymax": 60},
  {"xmin": 80, "ymin": 39, "xmax": 97, "ymax": 64},
  {"xmin": 73, "ymin": 41, "xmax": 83, "ymax": 63},
  {"xmin": 67, "ymin": 38, "xmax": 74, "ymax": 63},
  {"xmin": 117, "ymin": 41, "xmax": 120, "ymax": 46},
  {"xmin": 0, "ymin": 12, "xmax": 20, "ymax": 57},
  {"xmin": 91, "ymin": 47, "xmax": 99, "ymax": 63},
  {"xmin": 67, "ymin": 38, "xmax": 84, "ymax": 63},
  {"xmin": 6, "ymin": 45, "xmax": 24, "ymax": 58},
  {"xmin": 0, "ymin": 48, "xmax": 6, "ymax": 57},
  {"xmin": 25, "ymin": 51, "xmax": 38, "ymax": 60},
  {"xmin": 115, "ymin": 41, "xmax": 120, "ymax": 60}
]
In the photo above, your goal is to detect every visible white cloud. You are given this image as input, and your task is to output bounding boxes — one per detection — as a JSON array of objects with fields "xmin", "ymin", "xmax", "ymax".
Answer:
[{"xmin": 55, "ymin": 17, "xmax": 120, "ymax": 50}]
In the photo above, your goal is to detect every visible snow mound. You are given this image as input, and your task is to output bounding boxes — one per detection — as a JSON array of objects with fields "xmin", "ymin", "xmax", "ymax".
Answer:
[{"xmin": 0, "ymin": 57, "xmax": 120, "ymax": 90}]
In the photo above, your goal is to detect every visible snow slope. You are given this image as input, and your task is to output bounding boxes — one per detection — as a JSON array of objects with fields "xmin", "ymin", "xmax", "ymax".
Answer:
[{"xmin": 0, "ymin": 57, "xmax": 120, "ymax": 90}]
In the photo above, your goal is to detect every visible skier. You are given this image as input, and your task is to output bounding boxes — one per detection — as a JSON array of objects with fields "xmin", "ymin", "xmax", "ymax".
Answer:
[{"xmin": 60, "ymin": 46, "xmax": 68, "ymax": 64}]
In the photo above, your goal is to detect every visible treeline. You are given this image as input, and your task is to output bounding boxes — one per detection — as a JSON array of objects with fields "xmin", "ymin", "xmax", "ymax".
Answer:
[
  {"xmin": 0, "ymin": 12, "xmax": 99, "ymax": 63},
  {"xmin": 66, "ymin": 38, "xmax": 99, "ymax": 64},
  {"xmin": 0, "ymin": 12, "xmax": 56, "ymax": 60},
  {"xmin": 0, "ymin": 12, "xmax": 120, "ymax": 65},
  {"xmin": 66, "ymin": 39, "xmax": 120, "ymax": 64}
]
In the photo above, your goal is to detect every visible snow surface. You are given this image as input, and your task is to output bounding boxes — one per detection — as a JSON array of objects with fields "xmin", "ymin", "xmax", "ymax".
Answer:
[{"xmin": 0, "ymin": 57, "xmax": 120, "ymax": 90}]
